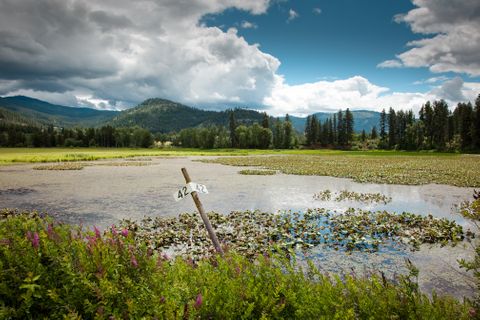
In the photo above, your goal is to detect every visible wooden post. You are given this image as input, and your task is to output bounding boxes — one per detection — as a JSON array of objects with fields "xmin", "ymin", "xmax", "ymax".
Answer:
[{"xmin": 181, "ymin": 167, "xmax": 224, "ymax": 255}]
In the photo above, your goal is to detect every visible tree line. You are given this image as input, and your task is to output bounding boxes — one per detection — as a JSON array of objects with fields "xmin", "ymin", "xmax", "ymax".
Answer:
[
  {"xmin": 0, "ymin": 124, "xmax": 154, "ymax": 148},
  {"xmin": 175, "ymin": 112, "xmax": 299, "ymax": 149},
  {"xmin": 304, "ymin": 108, "xmax": 354, "ymax": 148},
  {"xmin": 378, "ymin": 95, "xmax": 480, "ymax": 151},
  {"xmin": 1, "ymin": 94, "xmax": 479, "ymax": 151}
]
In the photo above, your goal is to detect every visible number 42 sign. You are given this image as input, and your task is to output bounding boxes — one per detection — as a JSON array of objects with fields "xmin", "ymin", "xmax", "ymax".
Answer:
[{"xmin": 174, "ymin": 182, "xmax": 209, "ymax": 201}]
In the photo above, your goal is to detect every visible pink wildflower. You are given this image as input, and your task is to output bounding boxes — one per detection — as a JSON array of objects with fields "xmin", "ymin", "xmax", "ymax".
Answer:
[
  {"xmin": 130, "ymin": 254, "xmax": 138, "ymax": 268},
  {"xmin": 111, "ymin": 225, "xmax": 117, "ymax": 236},
  {"xmin": 32, "ymin": 232, "xmax": 40, "ymax": 249},
  {"xmin": 194, "ymin": 293, "xmax": 203, "ymax": 309},
  {"xmin": 94, "ymin": 226, "xmax": 101, "ymax": 239},
  {"xmin": 121, "ymin": 229, "xmax": 129, "ymax": 237}
]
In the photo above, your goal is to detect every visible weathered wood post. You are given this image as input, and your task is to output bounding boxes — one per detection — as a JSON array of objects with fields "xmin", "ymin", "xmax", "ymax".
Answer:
[{"xmin": 181, "ymin": 167, "xmax": 224, "ymax": 255}]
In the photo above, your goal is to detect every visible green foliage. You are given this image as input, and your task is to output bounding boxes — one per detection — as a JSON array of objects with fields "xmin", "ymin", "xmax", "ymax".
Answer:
[
  {"xmin": 0, "ymin": 210, "xmax": 474, "ymax": 319},
  {"xmin": 238, "ymin": 169, "xmax": 277, "ymax": 175}
]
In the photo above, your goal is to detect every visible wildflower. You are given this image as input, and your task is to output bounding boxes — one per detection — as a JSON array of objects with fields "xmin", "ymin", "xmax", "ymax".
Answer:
[
  {"xmin": 121, "ymin": 229, "xmax": 129, "ymax": 237},
  {"xmin": 111, "ymin": 225, "xmax": 117, "ymax": 236},
  {"xmin": 94, "ymin": 226, "xmax": 101, "ymax": 239},
  {"xmin": 131, "ymin": 254, "xmax": 138, "ymax": 268},
  {"xmin": 194, "ymin": 293, "xmax": 202, "ymax": 309},
  {"xmin": 32, "ymin": 232, "xmax": 40, "ymax": 249}
]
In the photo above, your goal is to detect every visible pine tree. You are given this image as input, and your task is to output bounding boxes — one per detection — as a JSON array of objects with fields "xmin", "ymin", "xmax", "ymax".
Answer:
[
  {"xmin": 345, "ymin": 108, "xmax": 354, "ymax": 145},
  {"xmin": 229, "ymin": 110, "xmax": 238, "ymax": 147},
  {"xmin": 262, "ymin": 112, "xmax": 269, "ymax": 129},
  {"xmin": 370, "ymin": 126, "xmax": 378, "ymax": 139},
  {"xmin": 388, "ymin": 108, "xmax": 396, "ymax": 149},
  {"xmin": 379, "ymin": 109, "xmax": 387, "ymax": 148}
]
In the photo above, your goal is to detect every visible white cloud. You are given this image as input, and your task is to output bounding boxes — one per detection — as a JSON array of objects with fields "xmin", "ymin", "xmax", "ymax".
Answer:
[
  {"xmin": 313, "ymin": 8, "xmax": 322, "ymax": 15},
  {"xmin": 263, "ymin": 75, "xmax": 479, "ymax": 117},
  {"xmin": 413, "ymin": 76, "xmax": 450, "ymax": 85},
  {"xmin": 1, "ymin": 0, "xmax": 479, "ymax": 117},
  {"xmin": 377, "ymin": 59, "xmax": 403, "ymax": 68},
  {"xmin": 240, "ymin": 21, "xmax": 258, "ymax": 29},
  {"xmin": 287, "ymin": 9, "xmax": 299, "ymax": 22},
  {"xmin": 382, "ymin": 0, "xmax": 480, "ymax": 76},
  {"xmin": 0, "ymin": 0, "xmax": 275, "ymax": 109}
]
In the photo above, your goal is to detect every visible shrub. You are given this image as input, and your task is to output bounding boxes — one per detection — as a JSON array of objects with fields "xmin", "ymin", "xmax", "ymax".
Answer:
[{"xmin": 0, "ymin": 210, "xmax": 474, "ymax": 319}]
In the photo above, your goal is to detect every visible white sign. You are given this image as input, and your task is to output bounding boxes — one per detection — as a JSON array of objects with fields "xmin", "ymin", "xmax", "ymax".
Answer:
[{"xmin": 173, "ymin": 182, "xmax": 208, "ymax": 201}]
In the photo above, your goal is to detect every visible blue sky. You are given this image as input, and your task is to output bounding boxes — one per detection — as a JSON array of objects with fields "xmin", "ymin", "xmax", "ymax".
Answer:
[
  {"xmin": 0, "ymin": 0, "xmax": 479, "ymax": 115},
  {"xmin": 204, "ymin": 1, "xmax": 425, "ymax": 89},
  {"xmin": 203, "ymin": 0, "xmax": 478, "ymax": 95}
]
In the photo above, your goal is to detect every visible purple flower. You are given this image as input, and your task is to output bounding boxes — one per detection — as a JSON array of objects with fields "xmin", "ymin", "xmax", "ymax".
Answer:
[
  {"xmin": 194, "ymin": 293, "xmax": 202, "ymax": 309},
  {"xmin": 121, "ymin": 229, "xmax": 129, "ymax": 237},
  {"xmin": 32, "ymin": 232, "xmax": 40, "ymax": 249},
  {"xmin": 94, "ymin": 226, "xmax": 101, "ymax": 239},
  {"xmin": 130, "ymin": 254, "xmax": 138, "ymax": 268},
  {"xmin": 111, "ymin": 225, "xmax": 117, "ymax": 236}
]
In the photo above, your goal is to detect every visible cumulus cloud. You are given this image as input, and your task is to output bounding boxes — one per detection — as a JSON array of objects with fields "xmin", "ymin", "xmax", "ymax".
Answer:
[
  {"xmin": 380, "ymin": 0, "xmax": 480, "ymax": 76},
  {"xmin": 287, "ymin": 9, "xmax": 299, "ymax": 22},
  {"xmin": 313, "ymin": 8, "xmax": 322, "ymax": 15},
  {"xmin": 240, "ymin": 21, "xmax": 258, "ymax": 29},
  {"xmin": 0, "ymin": 0, "xmax": 274, "ymax": 109},
  {"xmin": 1, "ymin": 0, "xmax": 479, "ymax": 116},
  {"xmin": 263, "ymin": 75, "xmax": 479, "ymax": 117}
]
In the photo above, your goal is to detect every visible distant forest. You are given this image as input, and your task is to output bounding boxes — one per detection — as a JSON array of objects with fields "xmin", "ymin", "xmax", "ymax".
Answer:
[{"xmin": 1, "ymin": 94, "xmax": 479, "ymax": 152}]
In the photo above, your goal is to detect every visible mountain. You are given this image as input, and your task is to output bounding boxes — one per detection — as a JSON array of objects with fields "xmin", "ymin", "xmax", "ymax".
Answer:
[
  {"xmin": 0, "ymin": 96, "xmax": 119, "ymax": 127},
  {"xmin": 0, "ymin": 106, "xmax": 43, "ymax": 127},
  {"xmin": 1, "ymin": 95, "xmax": 381, "ymax": 134},
  {"xmin": 286, "ymin": 110, "xmax": 380, "ymax": 133},
  {"xmin": 109, "ymin": 98, "xmax": 266, "ymax": 133}
]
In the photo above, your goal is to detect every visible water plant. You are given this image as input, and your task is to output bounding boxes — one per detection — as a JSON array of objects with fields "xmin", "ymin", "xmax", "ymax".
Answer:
[
  {"xmin": 205, "ymin": 154, "xmax": 480, "ymax": 187},
  {"xmin": 314, "ymin": 189, "xmax": 392, "ymax": 204},
  {"xmin": 33, "ymin": 163, "xmax": 85, "ymax": 170},
  {"xmin": 121, "ymin": 209, "xmax": 470, "ymax": 260},
  {"xmin": 238, "ymin": 169, "xmax": 277, "ymax": 175}
]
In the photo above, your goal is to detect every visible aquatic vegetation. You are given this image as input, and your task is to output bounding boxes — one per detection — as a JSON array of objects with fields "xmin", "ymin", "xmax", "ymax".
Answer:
[
  {"xmin": 205, "ymin": 154, "xmax": 480, "ymax": 187},
  {"xmin": 33, "ymin": 163, "xmax": 85, "ymax": 170},
  {"xmin": 315, "ymin": 189, "xmax": 332, "ymax": 201},
  {"xmin": 121, "ymin": 209, "xmax": 469, "ymax": 260},
  {"xmin": 314, "ymin": 189, "xmax": 392, "ymax": 204},
  {"xmin": 238, "ymin": 169, "xmax": 277, "ymax": 175},
  {"xmin": 0, "ymin": 210, "xmax": 474, "ymax": 319},
  {"xmin": 93, "ymin": 161, "xmax": 152, "ymax": 167}
]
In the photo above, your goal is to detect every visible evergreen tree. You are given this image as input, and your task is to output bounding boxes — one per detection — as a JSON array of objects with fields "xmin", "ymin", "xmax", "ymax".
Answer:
[
  {"xmin": 229, "ymin": 110, "xmax": 238, "ymax": 148},
  {"xmin": 370, "ymin": 126, "xmax": 378, "ymax": 139},
  {"xmin": 345, "ymin": 108, "xmax": 354, "ymax": 145},
  {"xmin": 379, "ymin": 109, "xmax": 387, "ymax": 148},
  {"xmin": 388, "ymin": 108, "xmax": 396, "ymax": 149},
  {"xmin": 261, "ymin": 112, "xmax": 269, "ymax": 129},
  {"xmin": 283, "ymin": 115, "xmax": 293, "ymax": 149}
]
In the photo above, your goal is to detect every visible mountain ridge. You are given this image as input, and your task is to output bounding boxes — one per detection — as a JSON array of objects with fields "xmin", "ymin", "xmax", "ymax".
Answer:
[{"xmin": 0, "ymin": 95, "xmax": 381, "ymax": 133}]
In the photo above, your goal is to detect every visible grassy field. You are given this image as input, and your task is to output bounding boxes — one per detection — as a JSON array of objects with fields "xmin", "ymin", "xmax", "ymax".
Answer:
[
  {"xmin": 0, "ymin": 147, "xmax": 461, "ymax": 165},
  {"xmin": 0, "ymin": 147, "xmax": 268, "ymax": 164},
  {"xmin": 205, "ymin": 153, "xmax": 480, "ymax": 187}
]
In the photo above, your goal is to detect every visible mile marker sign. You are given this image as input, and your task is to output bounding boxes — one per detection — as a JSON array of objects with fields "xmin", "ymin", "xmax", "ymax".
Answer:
[{"xmin": 174, "ymin": 182, "xmax": 208, "ymax": 202}]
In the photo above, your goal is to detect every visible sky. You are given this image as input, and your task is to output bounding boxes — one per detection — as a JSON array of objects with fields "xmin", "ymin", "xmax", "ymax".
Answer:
[{"xmin": 0, "ymin": 0, "xmax": 479, "ymax": 116}]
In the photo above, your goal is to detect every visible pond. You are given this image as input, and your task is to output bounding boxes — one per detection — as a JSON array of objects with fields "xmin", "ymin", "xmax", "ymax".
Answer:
[{"xmin": 0, "ymin": 156, "xmax": 476, "ymax": 298}]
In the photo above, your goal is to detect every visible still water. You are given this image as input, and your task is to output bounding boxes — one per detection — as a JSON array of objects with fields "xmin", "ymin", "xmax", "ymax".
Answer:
[{"xmin": 0, "ymin": 156, "xmax": 476, "ymax": 298}]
